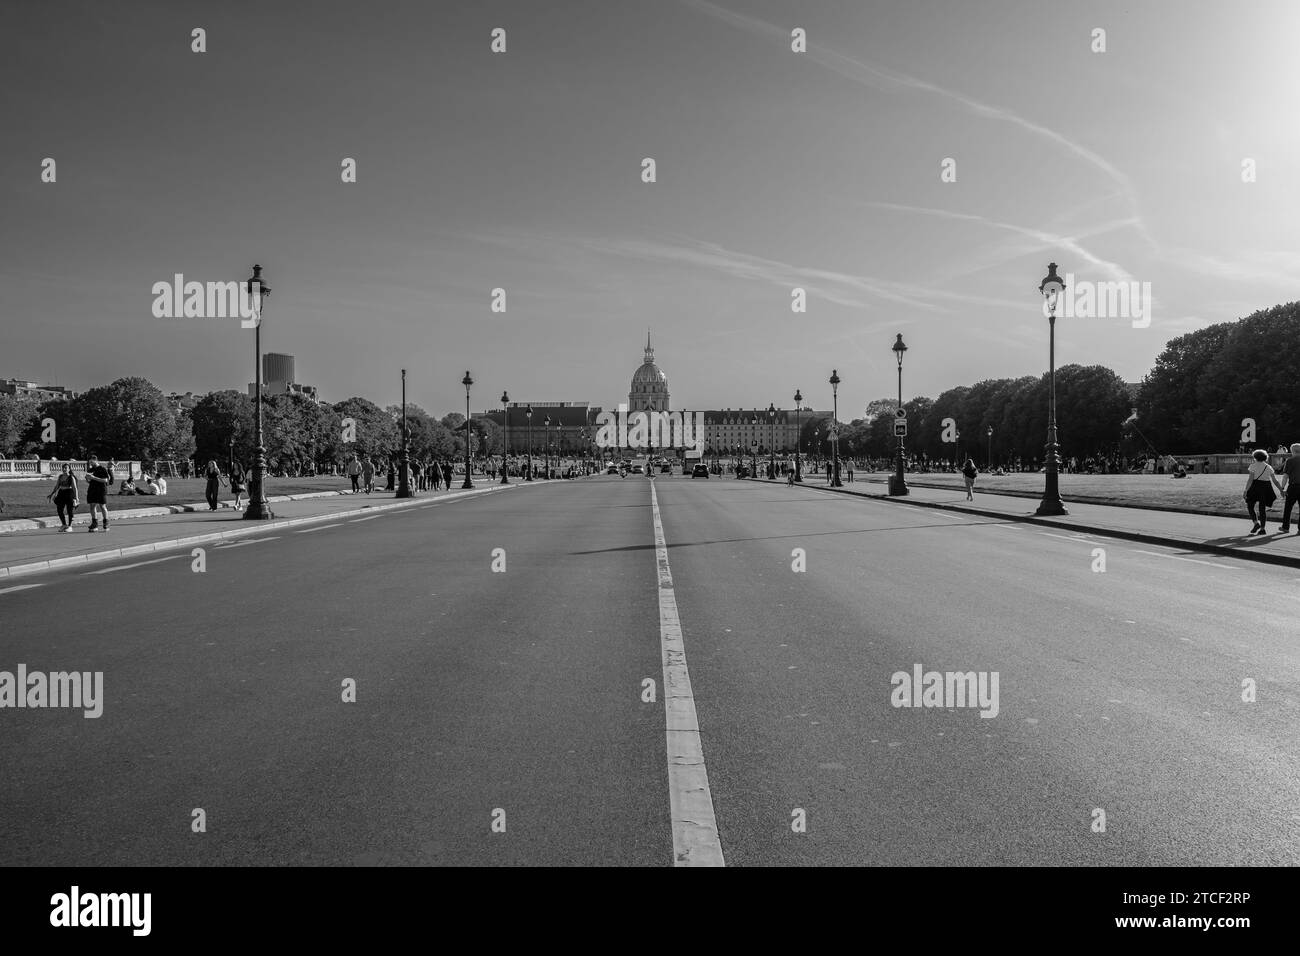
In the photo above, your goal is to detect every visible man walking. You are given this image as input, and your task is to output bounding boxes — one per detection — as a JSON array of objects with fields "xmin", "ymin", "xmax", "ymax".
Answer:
[
  {"xmin": 361, "ymin": 455, "xmax": 375, "ymax": 494},
  {"xmin": 84, "ymin": 454, "xmax": 111, "ymax": 531},
  {"xmin": 442, "ymin": 459, "xmax": 453, "ymax": 489},
  {"xmin": 346, "ymin": 454, "xmax": 361, "ymax": 494},
  {"xmin": 1279, "ymin": 443, "xmax": 1300, "ymax": 533}
]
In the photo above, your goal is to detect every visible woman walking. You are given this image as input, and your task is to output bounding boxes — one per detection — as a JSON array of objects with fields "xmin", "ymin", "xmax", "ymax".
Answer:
[
  {"xmin": 229, "ymin": 458, "xmax": 246, "ymax": 510},
  {"xmin": 1244, "ymin": 449, "xmax": 1285, "ymax": 535},
  {"xmin": 48, "ymin": 463, "xmax": 79, "ymax": 531},
  {"xmin": 961, "ymin": 457, "xmax": 978, "ymax": 501},
  {"xmin": 204, "ymin": 459, "xmax": 226, "ymax": 511}
]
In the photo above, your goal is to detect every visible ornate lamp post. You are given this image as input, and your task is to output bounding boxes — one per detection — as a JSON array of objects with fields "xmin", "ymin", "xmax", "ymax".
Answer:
[
  {"xmin": 768, "ymin": 403, "xmax": 776, "ymax": 478},
  {"xmin": 543, "ymin": 414, "xmax": 551, "ymax": 478},
  {"xmin": 749, "ymin": 412, "xmax": 758, "ymax": 478},
  {"xmin": 889, "ymin": 335, "xmax": 909, "ymax": 496},
  {"xmin": 525, "ymin": 405, "xmax": 534, "ymax": 481},
  {"xmin": 396, "ymin": 368, "xmax": 413, "ymax": 498},
  {"xmin": 829, "ymin": 370, "xmax": 843, "ymax": 487},
  {"xmin": 793, "ymin": 389, "xmax": 803, "ymax": 482},
  {"xmin": 1036, "ymin": 263, "xmax": 1068, "ymax": 515},
  {"xmin": 500, "ymin": 391, "xmax": 510, "ymax": 484},
  {"xmin": 987, "ymin": 425, "xmax": 993, "ymax": 470},
  {"xmin": 244, "ymin": 264, "xmax": 274, "ymax": 519},
  {"xmin": 461, "ymin": 371, "xmax": 474, "ymax": 489}
]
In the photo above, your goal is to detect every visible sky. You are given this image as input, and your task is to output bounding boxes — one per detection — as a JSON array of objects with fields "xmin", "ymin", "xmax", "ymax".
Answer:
[{"xmin": 3, "ymin": 0, "xmax": 1299, "ymax": 420}]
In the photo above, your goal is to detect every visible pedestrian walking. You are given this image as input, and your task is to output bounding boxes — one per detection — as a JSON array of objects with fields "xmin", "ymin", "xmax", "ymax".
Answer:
[
  {"xmin": 386, "ymin": 459, "xmax": 396, "ymax": 491},
  {"xmin": 1244, "ymin": 449, "xmax": 1285, "ymax": 535},
  {"xmin": 83, "ymin": 454, "xmax": 111, "ymax": 531},
  {"xmin": 346, "ymin": 454, "xmax": 361, "ymax": 493},
  {"xmin": 846, "ymin": 460, "xmax": 855, "ymax": 482},
  {"xmin": 430, "ymin": 460, "xmax": 442, "ymax": 491},
  {"xmin": 204, "ymin": 459, "xmax": 225, "ymax": 510},
  {"xmin": 362, "ymin": 455, "xmax": 376, "ymax": 494},
  {"xmin": 1278, "ymin": 443, "xmax": 1300, "ymax": 534},
  {"xmin": 48, "ymin": 463, "xmax": 79, "ymax": 531},
  {"xmin": 229, "ymin": 458, "xmax": 246, "ymax": 510},
  {"xmin": 961, "ymin": 457, "xmax": 978, "ymax": 501},
  {"xmin": 442, "ymin": 460, "xmax": 453, "ymax": 488}
]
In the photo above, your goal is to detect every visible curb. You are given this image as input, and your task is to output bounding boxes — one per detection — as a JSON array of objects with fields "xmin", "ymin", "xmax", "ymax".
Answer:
[
  {"xmin": 760, "ymin": 478, "xmax": 1300, "ymax": 571},
  {"xmin": 0, "ymin": 481, "xmax": 548, "ymax": 581},
  {"xmin": 0, "ymin": 489, "xmax": 354, "ymax": 534}
]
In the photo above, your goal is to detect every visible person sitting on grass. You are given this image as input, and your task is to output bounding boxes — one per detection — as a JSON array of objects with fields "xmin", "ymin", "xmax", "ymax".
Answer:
[{"xmin": 118, "ymin": 477, "xmax": 136, "ymax": 495}]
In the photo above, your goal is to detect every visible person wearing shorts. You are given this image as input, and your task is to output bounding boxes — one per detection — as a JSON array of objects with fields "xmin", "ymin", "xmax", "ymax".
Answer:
[
  {"xmin": 84, "ymin": 454, "xmax": 111, "ymax": 531},
  {"xmin": 48, "ymin": 463, "xmax": 79, "ymax": 531},
  {"xmin": 961, "ymin": 458, "xmax": 978, "ymax": 501}
]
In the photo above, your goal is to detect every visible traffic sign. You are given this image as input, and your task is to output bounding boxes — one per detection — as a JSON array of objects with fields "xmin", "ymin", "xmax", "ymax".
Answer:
[
  {"xmin": 894, "ymin": 422, "xmax": 907, "ymax": 437},
  {"xmin": 894, "ymin": 408, "xmax": 907, "ymax": 420}
]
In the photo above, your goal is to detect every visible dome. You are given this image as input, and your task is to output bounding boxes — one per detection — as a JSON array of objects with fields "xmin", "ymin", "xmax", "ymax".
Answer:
[{"xmin": 632, "ymin": 362, "xmax": 668, "ymax": 388}]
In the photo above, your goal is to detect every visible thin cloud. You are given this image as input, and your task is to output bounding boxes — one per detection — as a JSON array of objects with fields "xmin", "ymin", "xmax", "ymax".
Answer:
[{"xmin": 680, "ymin": 0, "xmax": 1154, "ymax": 248}]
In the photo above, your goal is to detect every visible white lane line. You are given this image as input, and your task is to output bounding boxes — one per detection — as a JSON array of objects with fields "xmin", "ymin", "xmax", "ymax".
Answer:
[
  {"xmin": 1038, "ymin": 532, "xmax": 1101, "ymax": 544},
  {"xmin": 214, "ymin": 536, "xmax": 281, "ymax": 549},
  {"xmin": 293, "ymin": 523, "xmax": 344, "ymax": 533},
  {"xmin": 349, "ymin": 515, "xmax": 385, "ymax": 523},
  {"xmin": 1133, "ymin": 549, "xmax": 1240, "ymax": 569},
  {"xmin": 0, "ymin": 583, "xmax": 44, "ymax": 595},
  {"xmin": 649, "ymin": 479, "xmax": 724, "ymax": 867},
  {"xmin": 84, "ymin": 555, "xmax": 184, "ymax": 575}
]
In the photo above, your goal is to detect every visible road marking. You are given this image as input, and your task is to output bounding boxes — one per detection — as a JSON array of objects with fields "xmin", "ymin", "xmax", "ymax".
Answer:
[
  {"xmin": 0, "ymin": 583, "xmax": 44, "ymax": 595},
  {"xmin": 649, "ymin": 479, "xmax": 724, "ymax": 867},
  {"xmin": 294, "ymin": 523, "xmax": 344, "ymax": 533},
  {"xmin": 214, "ymin": 536, "xmax": 281, "ymax": 549},
  {"xmin": 1037, "ymin": 532, "xmax": 1101, "ymax": 544},
  {"xmin": 1133, "ymin": 550, "xmax": 1239, "ymax": 569},
  {"xmin": 84, "ymin": 555, "xmax": 184, "ymax": 574},
  {"xmin": 349, "ymin": 515, "xmax": 385, "ymax": 523}
]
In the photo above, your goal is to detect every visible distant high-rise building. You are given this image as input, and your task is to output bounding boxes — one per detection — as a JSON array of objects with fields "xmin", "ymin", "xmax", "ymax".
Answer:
[{"xmin": 248, "ymin": 352, "xmax": 318, "ymax": 401}]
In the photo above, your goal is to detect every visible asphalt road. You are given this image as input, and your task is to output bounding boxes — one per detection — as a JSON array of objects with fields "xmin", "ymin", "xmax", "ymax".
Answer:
[{"xmin": 2, "ymin": 475, "xmax": 1297, "ymax": 865}]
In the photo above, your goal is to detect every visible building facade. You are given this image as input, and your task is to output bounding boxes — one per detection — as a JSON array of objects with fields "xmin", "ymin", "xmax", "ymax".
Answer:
[
  {"xmin": 0, "ymin": 379, "xmax": 78, "ymax": 401},
  {"xmin": 474, "ymin": 402, "xmax": 603, "ymax": 456}
]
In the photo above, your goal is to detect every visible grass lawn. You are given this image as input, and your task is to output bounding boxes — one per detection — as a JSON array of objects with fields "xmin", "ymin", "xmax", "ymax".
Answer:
[
  {"xmin": 854, "ymin": 471, "xmax": 1271, "ymax": 518},
  {"xmin": 0, "ymin": 476, "xmax": 349, "ymax": 521}
]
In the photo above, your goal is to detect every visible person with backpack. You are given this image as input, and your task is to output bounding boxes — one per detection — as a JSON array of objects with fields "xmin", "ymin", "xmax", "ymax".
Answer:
[
  {"xmin": 48, "ymin": 463, "xmax": 79, "ymax": 531},
  {"xmin": 961, "ymin": 458, "xmax": 978, "ymax": 501}
]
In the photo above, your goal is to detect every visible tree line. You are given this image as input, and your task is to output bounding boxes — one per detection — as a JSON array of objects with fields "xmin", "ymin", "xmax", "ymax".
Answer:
[{"xmin": 0, "ymin": 379, "xmax": 502, "ymax": 470}]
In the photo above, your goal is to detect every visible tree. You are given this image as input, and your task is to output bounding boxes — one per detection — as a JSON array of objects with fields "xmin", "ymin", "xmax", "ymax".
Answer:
[
  {"xmin": 70, "ymin": 377, "xmax": 185, "ymax": 460},
  {"xmin": 0, "ymin": 394, "xmax": 42, "ymax": 457},
  {"xmin": 333, "ymin": 397, "xmax": 399, "ymax": 460},
  {"xmin": 191, "ymin": 390, "xmax": 254, "ymax": 467}
]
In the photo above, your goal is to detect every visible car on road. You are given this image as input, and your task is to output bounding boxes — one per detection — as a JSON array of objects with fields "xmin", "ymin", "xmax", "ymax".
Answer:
[
  {"xmin": 606, "ymin": 465, "xmax": 619, "ymax": 474},
  {"xmin": 660, "ymin": 463, "xmax": 672, "ymax": 474},
  {"xmin": 632, "ymin": 464, "xmax": 644, "ymax": 474},
  {"xmin": 691, "ymin": 463, "xmax": 709, "ymax": 479}
]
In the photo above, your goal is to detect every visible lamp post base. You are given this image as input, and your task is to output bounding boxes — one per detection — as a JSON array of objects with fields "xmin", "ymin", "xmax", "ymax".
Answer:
[
  {"xmin": 888, "ymin": 475, "xmax": 909, "ymax": 496},
  {"xmin": 242, "ymin": 502, "xmax": 275, "ymax": 520}
]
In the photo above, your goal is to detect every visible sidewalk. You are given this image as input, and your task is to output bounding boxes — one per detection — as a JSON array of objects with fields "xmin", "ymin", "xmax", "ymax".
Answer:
[
  {"xmin": 762, "ymin": 473, "xmax": 1300, "ymax": 569},
  {"xmin": 0, "ymin": 481, "xmax": 546, "ymax": 580}
]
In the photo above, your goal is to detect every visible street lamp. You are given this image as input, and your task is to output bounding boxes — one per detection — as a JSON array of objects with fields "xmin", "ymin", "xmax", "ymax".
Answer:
[
  {"xmin": 525, "ymin": 405, "xmax": 534, "ymax": 480},
  {"xmin": 396, "ymin": 368, "xmax": 413, "ymax": 498},
  {"xmin": 543, "ymin": 414, "xmax": 551, "ymax": 479},
  {"xmin": 244, "ymin": 264, "xmax": 274, "ymax": 519},
  {"xmin": 1036, "ymin": 262, "xmax": 1068, "ymax": 515},
  {"xmin": 750, "ymin": 411, "xmax": 758, "ymax": 478},
  {"xmin": 794, "ymin": 389, "xmax": 803, "ymax": 482},
  {"xmin": 768, "ymin": 403, "xmax": 776, "ymax": 479},
  {"xmin": 500, "ymin": 391, "xmax": 510, "ymax": 485},
  {"xmin": 987, "ymin": 425, "xmax": 993, "ymax": 470},
  {"xmin": 461, "ymin": 371, "xmax": 474, "ymax": 489},
  {"xmin": 889, "ymin": 335, "xmax": 909, "ymax": 496},
  {"xmin": 829, "ymin": 370, "xmax": 842, "ymax": 487}
]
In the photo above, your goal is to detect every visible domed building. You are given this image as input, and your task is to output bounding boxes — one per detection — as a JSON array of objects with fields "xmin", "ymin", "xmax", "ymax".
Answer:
[{"xmin": 629, "ymin": 331, "xmax": 670, "ymax": 412}]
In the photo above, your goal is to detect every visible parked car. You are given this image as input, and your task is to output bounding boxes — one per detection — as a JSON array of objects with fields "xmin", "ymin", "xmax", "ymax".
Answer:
[{"xmin": 691, "ymin": 463, "xmax": 709, "ymax": 479}]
